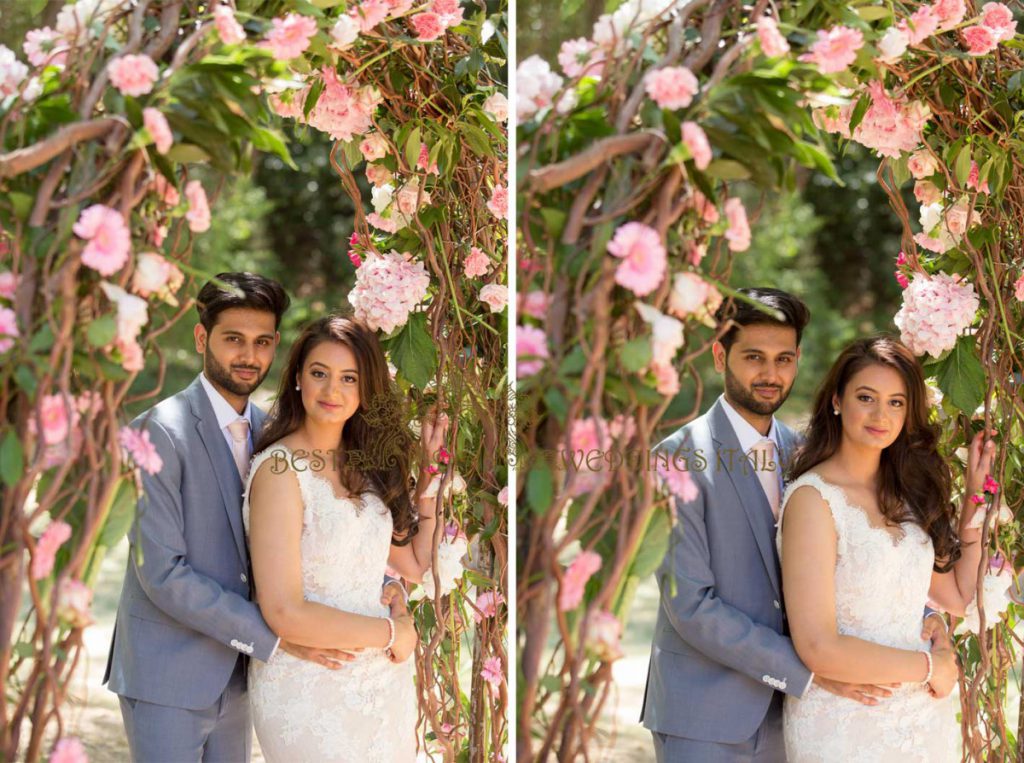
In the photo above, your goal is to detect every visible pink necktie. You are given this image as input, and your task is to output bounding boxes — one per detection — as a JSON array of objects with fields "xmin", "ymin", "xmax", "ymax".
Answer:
[
  {"xmin": 751, "ymin": 438, "xmax": 780, "ymax": 520},
  {"xmin": 227, "ymin": 419, "xmax": 251, "ymax": 480}
]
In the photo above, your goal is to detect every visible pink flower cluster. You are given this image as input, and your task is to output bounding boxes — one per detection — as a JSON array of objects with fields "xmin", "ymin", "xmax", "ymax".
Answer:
[
  {"xmin": 411, "ymin": 0, "xmax": 462, "ymax": 41},
  {"xmin": 799, "ymin": 26, "xmax": 864, "ymax": 73},
  {"xmin": 558, "ymin": 550, "xmax": 601, "ymax": 611},
  {"xmin": 584, "ymin": 610, "xmax": 624, "ymax": 662},
  {"xmin": 307, "ymin": 67, "xmax": 380, "ymax": 141},
  {"xmin": 681, "ymin": 122, "xmax": 711, "ymax": 170},
  {"xmin": 517, "ymin": 325, "xmax": 549, "ymax": 378},
  {"xmin": 57, "ymin": 579, "xmax": 94, "ymax": 628},
  {"xmin": 107, "ymin": 54, "xmax": 159, "ymax": 97},
  {"xmin": 669, "ymin": 272, "xmax": 723, "ymax": 321},
  {"xmin": 487, "ymin": 184, "xmax": 508, "ymax": 220},
  {"xmin": 756, "ymin": 16, "xmax": 790, "ymax": 57},
  {"xmin": 24, "ymin": 27, "xmax": 68, "ymax": 67},
  {"xmin": 558, "ymin": 37, "xmax": 605, "ymax": 79},
  {"xmin": 566, "ymin": 416, "xmax": 613, "ymax": 496},
  {"xmin": 348, "ymin": 250, "xmax": 430, "ymax": 334},
  {"xmin": 214, "ymin": 5, "xmax": 246, "ymax": 45},
  {"xmin": 32, "ymin": 520, "xmax": 72, "ymax": 580},
  {"xmin": 185, "ymin": 180, "xmax": 211, "ymax": 233},
  {"xmin": 0, "ymin": 45, "xmax": 28, "ymax": 98},
  {"xmin": 517, "ymin": 55, "xmax": 566, "ymax": 122},
  {"xmin": 464, "ymin": 247, "xmax": 491, "ymax": 278},
  {"xmin": 645, "ymin": 66, "xmax": 699, "ymax": 110},
  {"xmin": 479, "ymin": 284, "xmax": 508, "ymax": 313},
  {"xmin": 894, "ymin": 272, "xmax": 979, "ymax": 358},
  {"xmin": 263, "ymin": 13, "xmax": 317, "ymax": 60},
  {"xmin": 472, "ymin": 590, "xmax": 505, "ymax": 623},
  {"xmin": 143, "ymin": 108, "xmax": 173, "ymax": 154},
  {"xmin": 519, "ymin": 290, "xmax": 548, "ymax": 321},
  {"xmin": 0, "ymin": 307, "xmax": 19, "ymax": 354},
  {"xmin": 132, "ymin": 252, "xmax": 183, "ymax": 299},
  {"xmin": 480, "ymin": 656, "xmax": 503, "ymax": 691},
  {"xmin": 851, "ymin": 82, "xmax": 930, "ymax": 159},
  {"xmin": 49, "ymin": 737, "xmax": 88, "ymax": 763},
  {"xmin": 724, "ymin": 198, "xmax": 751, "ymax": 252},
  {"xmin": 894, "ymin": 251, "xmax": 910, "ymax": 289},
  {"xmin": 657, "ymin": 457, "xmax": 699, "ymax": 502},
  {"xmin": 607, "ymin": 222, "xmax": 666, "ymax": 296},
  {"xmin": 962, "ymin": 3, "xmax": 1016, "ymax": 55},
  {"xmin": 120, "ymin": 425, "xmax": 163, "ymax": 474},
  {"xmin": 73, "ymin": 205, "xmax": 131, "ymax": 276}
]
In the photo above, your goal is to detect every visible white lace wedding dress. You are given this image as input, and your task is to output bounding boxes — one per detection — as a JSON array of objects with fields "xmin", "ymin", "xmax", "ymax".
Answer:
[
  {"xmin": 242, "ymin": 445, "xmax": 416, "ymax": 762},
  {"xmin": 776, "ymin": 472, "xmax": 960, "ymax": 762}
]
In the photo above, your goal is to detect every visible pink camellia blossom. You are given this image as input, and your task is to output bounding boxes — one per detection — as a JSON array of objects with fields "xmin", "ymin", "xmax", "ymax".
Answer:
[
  {"xmin": 417, "ymin": 144, "xmax": 439, "ymax": 174},
  {"xmin": 120, "ymin": 425, "xmax": 163, "ymax": 474},
  {"xmin": 480, "ymin": 656, "xmax": 503, "ymax": 689},
  {"xmin": 756, "ymin": 16, "xmax": 790, "ymax": 57},
  {"xmin": 644, "ymin": 66, "xmax": 699, "ymax": 110},
  {"xmin": 213, "ymin": 5, "xmax": 246, "ymax": 45},
  {"xmin": 307, "ymin": 67, "xmax": 380, "ymax": 141},
  {"xmin": 353, "ymin": 0, "xmax": 390, "ymax": 32},
  {"xmin": 411, "ymin": 12, "xmax": 445, "ymax": 41},
  {"xmin": 263, "ymin": 13, "xmax": 317, "ymax": 60},
  {"xmin": 558, "ymin": 550, "xmax": 602, "ymax": 611},
  {"xmin": 894, "ymin": 272, "xmax": 979, "ymax": 358},
  {"xmin": 724, "ymin": 198, "xmax": 751, "ymax": 252},
  {"xmin": 962, "ymin": 25, "xmax": 999, "ymax": 55},
  {"xmin": 73, "ymin": 205, "xmax": 131, "ymax": 276},
  {"xmin": 1015, "ymin": 273, "xmax": 1024, "ymax": 301},
  {"xmin": 606, "ymin": 222, "xmax": 666, "ymax": 297},
  {"xmin": 184, "ymin": 180, "xmax": 211, "ymax": 233},
  {"xmin": 0, "ymin": 271, "xmax": 16, "ymax": 300},
  {"xmin": 657, "ymin": 456, "xmax": 699, "ymax": 501},
  {"xmin": 24, "ymin": 27, "xmax": 67, "ymax": 68},
  {"xmin": 487, "ymin": 184, "xmax": 508, "ymax": 220},
  {"xmin": 852, "ymin": 82, "xmax": 929, "ymax": 158},
  {"xmin": 49, "ymin": 737, "xmax": 88, "ymax": 763},
  {"xmin": 981, "ymin": 2, "xmax": 1017, "ymax": 40},
  {"xmin": 106, "ymin": 54, "xmax": 159, "ymax": 97},
  {"xmin": 931, "ymin": 0, "xmax": 967, "ymax": 32},
  {"xmin": 464, "ymin": 247, "xmax": 491, "ymax": 278},
  {"xmin": 635, "ymin": 302, "xmax": 684, "ymax": 366},
  {"xmin": 39, "ymin": 394, "xmax": 72, "ymax": 445},
  {"xmin": 57, "ymin": 579, "xmax": 94, "ymax": 628},
  {"xmin": 360, "ymin": 133, "xmax": 389, "ymax": 161},
  {"xmin": 516, "ymin": 325, "xmax": 550, "ymax": 378},
  {"xmin": 907, "ymin": 149, "xmax": 938, "ymax": 179},
  {"xmin": 668, "ymin": 272, "xmax": 723, "ymax": 321},
  {"xmin": 519, "ymin": 290, "xmax": 549, "ymax": 321},
  {"xmin": 472, "ymin": 590, "xmax": 505, "ymax": 623},
  {"xmin": 132, "ymin": 252, "xmax": 176, "ymax": 297},
  {"xmin": 967, "ymin": 161, "xmax": 990, "ymax": 193},
  {"xmin": 898, "ymin": 5, "xmax": 939, "ymax": 45},
  {"xmin": 681, "ymin": 121, "xmax": 712, "ymax": 170},
  {"xmin": 348, "ymin": 250, "xmax": 430, "ymax": 334},
  {"xmin": 0, "ymin": 45, "xmax": 28, "ymax": 98},
  {"xmin": 143, "ymin": 108, "xmax": 173, "ymax": 154},
  {"xmin": 31, "ymin": 520, "xmax": 72, "ymax": 580},
  {"xmin": 497, "ymin": 486, "xmax": 509, "ymax": 506},
  {"xmin": 799, "ymin": 26, "xmax": 863, "ymax": 73},
  {"xmin": 650, "ymin": 361, "xmax": 680, "ymax": 396},
  {"xmin": 365, "ymin": 163, "xmax": 393, "ymax": 187},
  {"xmin": 584, "ymin": 610, "xmax": 624, "ymax": 662},
  {"xmin": 558, "ymin": 37, "xmax": 604, "ymax": 79},
  {"xmin": 0, "ymin": 307, "xmax": 19, "ymax": 354},
  {"xmin": 479, "ymin": 284, "xmax": 508, "ymax": 313}
]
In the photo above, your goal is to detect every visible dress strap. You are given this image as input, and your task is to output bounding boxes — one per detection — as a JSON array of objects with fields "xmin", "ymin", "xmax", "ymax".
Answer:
[{"xmin": 779, "ymin": 472, "xmax": 849, "ymax": 531}]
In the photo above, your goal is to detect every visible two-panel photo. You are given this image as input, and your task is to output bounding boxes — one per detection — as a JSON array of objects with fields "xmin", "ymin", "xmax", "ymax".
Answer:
[{"xmin": 0, "ymin": 1, "xmax": 1021, "ymax": 762}]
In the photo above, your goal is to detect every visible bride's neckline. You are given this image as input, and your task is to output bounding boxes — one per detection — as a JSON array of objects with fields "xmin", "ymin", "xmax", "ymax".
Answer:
[
  {"xmin": 800, "ymin": 471, "xmax": 907, "ymax": 546},
  {"xmin": 263, "ymin": 442, "xmax": 357, "ymax": 503}
]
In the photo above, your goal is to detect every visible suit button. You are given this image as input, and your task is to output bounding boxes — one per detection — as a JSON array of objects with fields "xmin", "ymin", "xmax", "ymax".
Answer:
[
  {"xmin": 773, "ymin": 600, "xmax": 781, "ymax": 609},
  {"xmin": 240, "ymin": 573, "xmax": 248, "ymax": 583}
]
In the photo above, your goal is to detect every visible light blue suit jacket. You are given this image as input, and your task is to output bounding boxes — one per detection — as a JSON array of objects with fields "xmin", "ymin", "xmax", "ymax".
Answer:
[
  {"xmin": 104, "ymin": 375, "xmax": 278, "ymax": 709},
  {"xmin": 640, "ymin": 397, "xmax": 813, "ymax": 743}
]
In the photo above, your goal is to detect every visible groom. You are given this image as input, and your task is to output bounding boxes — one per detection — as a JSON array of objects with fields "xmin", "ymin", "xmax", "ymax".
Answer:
[
  {"xmin": 640, "ymin": 288, "xmax": 949, "ymax": 761},
  {"xmin": 104, "ymin": 273, "xmax": 405, "ymax": 761}
]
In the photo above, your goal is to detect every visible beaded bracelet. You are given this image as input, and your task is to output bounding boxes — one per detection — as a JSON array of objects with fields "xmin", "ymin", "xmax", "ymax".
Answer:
[
  {"xmin": 384, "ymin": 616, "xmax": 396, "ymax": 652},
  {"xmin": 919, "ymin": 650, "xmax": 933, "ymax": 685}
]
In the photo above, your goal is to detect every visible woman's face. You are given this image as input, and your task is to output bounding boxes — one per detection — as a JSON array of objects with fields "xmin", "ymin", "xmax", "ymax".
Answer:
[
  {"xmin": 834, "ymin": 363, "xmax": 908, "ymax": 451},
  {"xmin": 297, "ymin": 340, "xmax": 361, "ymax": 428}
]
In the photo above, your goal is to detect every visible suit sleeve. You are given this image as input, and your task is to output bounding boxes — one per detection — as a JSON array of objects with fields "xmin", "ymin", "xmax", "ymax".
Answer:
[
  {"xmin": 658, "ymin": 470, "xmax": 813, "ymax": 698},
  {"xmin": 129, "ymin": 418, "xmax": 278, "ymax": 662}
]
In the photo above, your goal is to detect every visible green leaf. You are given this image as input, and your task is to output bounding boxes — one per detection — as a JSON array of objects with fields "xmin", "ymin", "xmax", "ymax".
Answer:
[
  {"xmin": 97, "ymin": 478, "xmax": 137, "ymax": 548},
  {"xmin": 303, "ymin": 78, "xmax": 325, "ymax": 119},
  {"xmin": 164, "ymin": 144, "xmax": 211, "ymax": 164},
  {"xmin": 526, "ymin": 460, "xmax": 553, "ymax": 514},
  {"xmin": 250, "ymin": 127, "xmax": 297, "ymax": 169},
  {"xmin": 14, "ymin": 366, "xmax": 37, "ymax": 396},
  {"xmin": 29, "ymin": 325, "xmax": 54, "ymax": 354},
  {"xmin": 385, "ymin": 312, "xmax": 437, "ymax": 390},
  {"xmin": 704, "ymin": 159, "xmax": 751, "ymax": 180},
  {"xmin": 460, "ymin": 123, "xmax": 492, "ymax": 157},
  {"xmin": 954, "ymin": 146, "xmax": 973, "ymax": 187},
  {"xmin": 85, "ymin": 315, "xmax": 117, "ymax": 348},
  {"xmin": 0, "ymin": 430, "xmax": 23, "ymax": 487},
  {"xmin": 630, "ymin": 508, "xmax": 670, "ymax": 578},
  {"xmin": 848, "ymin": 94, "xmax": 870, "ymax": 133},
  {"xmin": 404, "ymin": 126, "xmax": 422, "ymax": 171},
  {"xmin": 619, "ymin": 337, "xmax": 652, "ymax": 373},
  {"xmin": 933, "ymin": 336, "xmax": 986, "ymax": 415},
  {"xmin": 9, "ymin": 193, "xmax": 33, "ymax": 222},
  {"xmin": 856, "ymin": 5, "xmax": 892, "ymax": 20}
]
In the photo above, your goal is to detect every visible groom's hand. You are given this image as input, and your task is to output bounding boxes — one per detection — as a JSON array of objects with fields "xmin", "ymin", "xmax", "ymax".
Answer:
[
  {"xmin": 813, "ymin": 675, "xmax": 898, "ymax": 706},
  {"xmin": 921, "ymin": 613, "xmax": 951, "ymax": 650},
  {"xmin": 381, "ymin": 580, "xmax": 407, "ymax": 610},
  {"xmin": 279, "ymin": 640, "xmax": 361, "ymax": 669}
]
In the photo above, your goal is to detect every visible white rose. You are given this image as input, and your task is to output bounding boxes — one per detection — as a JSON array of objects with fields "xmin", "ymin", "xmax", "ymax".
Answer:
[
  {"xmin": 330, "ymin": 15, "xmax": 360, "ymax": 50},
  {"xmin": 877, "ymin": 27, "xmax": 909, "ymax": 63},
  {"xmin": 419, "ymin": 535, "xmax": 468, "ymax": 598},
  {"xmin": 371, "ymin": 183, "xmax": 394, "ymax": 215}
]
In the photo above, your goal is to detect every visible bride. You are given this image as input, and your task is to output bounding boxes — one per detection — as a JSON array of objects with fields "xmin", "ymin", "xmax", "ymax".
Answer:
[
  {"xmin": 242, "ymin": 315, "xmax": 447, "ymax": 762},
  {"xmin": 778, "ymin": 336, "xmax": 995, "ymax": 762}
]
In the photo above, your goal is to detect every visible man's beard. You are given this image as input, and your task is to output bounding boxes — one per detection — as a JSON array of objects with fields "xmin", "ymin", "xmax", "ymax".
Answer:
[
  {"xmin": 204, "ymin": 349, "xmax": 269, "ymax": 397},
  {"xmin": 724, "ymin": 365, "xmax": 792, "ymax": 417}
]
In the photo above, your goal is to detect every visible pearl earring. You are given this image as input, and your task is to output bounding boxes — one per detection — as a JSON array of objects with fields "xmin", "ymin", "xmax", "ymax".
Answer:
[
  {"xmin": 833, "ymin": 408, "xmax": 840, "ymax": 416},
  {"xmin": 295, "ymin": 384, "xmax": 300, "ymax": 391}
]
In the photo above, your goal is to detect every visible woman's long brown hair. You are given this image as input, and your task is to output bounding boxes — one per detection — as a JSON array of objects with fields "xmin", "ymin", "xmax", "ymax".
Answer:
[
  {"xmin": 254, "ymin": 315, "xmax": 417, "ymax": 545},
  {"xmin": 789, "ymin": 335, "xmax": 960, "ymax": 571}
]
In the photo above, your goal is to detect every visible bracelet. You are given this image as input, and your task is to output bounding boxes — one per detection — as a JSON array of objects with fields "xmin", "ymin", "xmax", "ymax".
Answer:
[
  {"xmin": 383, "ymin": 616, "xmax": 396, "ymax": 651},
  {"xmin": 919, "ymin": 650, "xmax": 933, "ymax": 684}
]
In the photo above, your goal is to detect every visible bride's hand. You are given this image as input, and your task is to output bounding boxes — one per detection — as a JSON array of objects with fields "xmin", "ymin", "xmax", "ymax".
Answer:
[
  {"xmin": 279, "ymin": 640, "xmax": 361, "ymax": 670},
  {"xmin": 387, "ymin": 612, "xmax": 418, "ymax": 663},
  {"xmin": 420, "ymin": 410, "xmax": 449, "ymax": 466},
  {"xmin": 965, "ymin": 429, "xmax": 997, "ymax": 497},
  {"xmin": 926, "ymin": 645, "xmax": 959, "ymax": 698},
  {"xmin": 813, "ymin": 675, "xmax": 897, "ymax": 705}
]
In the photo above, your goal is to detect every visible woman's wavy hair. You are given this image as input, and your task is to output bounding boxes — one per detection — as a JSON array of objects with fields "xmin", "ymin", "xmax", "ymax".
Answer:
[
  {"xmin": 789, "ymin": 335, "xmax": 960, "ymax": 570},
  {"xmin": 254, "ymin": 315, "xmax": 417, "ymax": 545}
]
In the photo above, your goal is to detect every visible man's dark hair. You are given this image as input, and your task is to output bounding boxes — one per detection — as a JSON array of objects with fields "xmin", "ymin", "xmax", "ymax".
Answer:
[
  {"xmin": 714, "ymin": 287, "xmax": 810, "ymax": 353},
  {"xmin": 196, "ymin": 272, "xmax": 290, "ymax": 332}
]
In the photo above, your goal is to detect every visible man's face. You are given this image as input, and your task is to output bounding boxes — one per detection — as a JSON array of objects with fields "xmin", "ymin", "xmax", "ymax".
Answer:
[
  {"xmin": 194, "ymin": 307, "xmax": 279, "ymax": 397},
  {"xmin": 713, "ymin": 324, "xmax": 800, "ymax": 416}
]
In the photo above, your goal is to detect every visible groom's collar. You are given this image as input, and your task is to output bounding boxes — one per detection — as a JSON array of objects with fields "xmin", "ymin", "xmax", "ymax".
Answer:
[
  {"xmin": 198, "ymin": 372, "xmax": 254, "ymax": 432},
  {"xmin": 718, "ymin": 395, "xmax": 780, "ymax": 455}
]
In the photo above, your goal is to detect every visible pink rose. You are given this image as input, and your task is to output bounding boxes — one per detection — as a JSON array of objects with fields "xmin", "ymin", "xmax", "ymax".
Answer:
[
  {"xmin": 0, "ymin": 307, "xmax": 19, "ymax": 354},
  {"xmin": 798, "ymin": 26, "xmax": 864, "ymax": 73},
  {"xmin": 907, "ymin": 149, "xmax": 938, "ymax": 179},
  {"xmin": 143, "ymin": 108, "xmax": 173, "ymax": 154},
  {"xmin": 31, "ymin": 520, "xmax": 72, "ymax": 580},
  {"xmin": 106, "ymin": 54, "xmax": 159, "ymax": 97},
  {"xmin": 724, "ymin": 198, "xmax": 751, "ymax": 252},
  {"xmin": 644, "ymin": 66, "xmax": 699, "ymax": 110},
  {"xmin": 411, "ymin": 12, "xmax": 445, "ymax": 41},
  {"xmin": 365, "ymin": 163, "xmax": 393, "ymax": 187},
  {"xmin": 39, "ymin": 394, "xmax": 73, "ymax": 445},
  {"xmin": 472, "ymin": 590, "xmax": 505, "ymax": 623},
  {"xmin": 681, "ymin": 121, "xmax": 712, "ymax": 170},
  {"xmin": 263, "ymin": 13, "xmax": 317, "ymax": 60},
  {"xmin": 73, "ymin": 205, "xmax": 131, "ymax": 276},
  {"xmin": 898, "ymin": 6, "xmax": 939, "ymax": 46},
  {"xmin": 487, "ymin": 184, "xmax": 508, "ymax": 219},
  {"xmin": 584, "ymin": 610, "xmax": 624, "ymax": 662},
  {"xmin": 651, "ymin": 361, "xmax": 681, "ymax": 396},
  {"xmin": 120, "ymin": 426, "xmax": 163, "ymax": 474},
  {"xmin": 756, "ymin": 16, "xmax": 790, "ymax": 57},
  {"xmin": 463, "ymin": 246, "xmax": 491, "ymax": 278},
  {"xmin": 519, "ymin": 290, "xmax": 549, "ymax": 321},
  {"xmin": 482, "ymin": 92, "xmax": 509, "ymax": 123},
  {"xmin": 931, "ymin": 0, "xmax": 967, "ymax": 32},
  {"xmin": 981, "ymin": 2, "xmax": 1017, "ymax": 40},
  {"xmin": 49, "ymin": 737, "xmax": 88, "ymax": 763},
  {"xmin": 185, "ymin": 180, "xmax": 211, "ymax": 233},
  {"xmin": 962, "ymin": 25, "xmax": 998, "ymax": 56},
  {"xmin": 132, "ymin": 252, "xmax": 175, "ymax": 297},
  {"xmin": 213, "ymin": 5, "xmax": 246, "ymax": 45},
  {"xmin": 913, "ymin": 180, "xmax": 941, "ymax": 205},
  {"xmin": 516, "ymin": 325, "xmax": 549, "ymax": 378},
  {"xmin": 353, "ymin": 0, "xmax": 389, "ymax": 33},
  {"xmin": 558, "ymin": 550, "xmax": 602, "ymax": 611},
  {"xmin": 359, "ymin": 133, "xmax": 389, "ymax": 161},
  {"xmin": 1014, "ymin": 273, "xmax": 1024, "ymax": 301},
  {"xmin": 606, "ymin": 222, "xmax": 666, "ymax": 297},
  {"xmin": 478, "ymin": 284, "xmax": 508, "ymax": 313},
  {"xmin": 24, "ymin": 27, "xmax": 67, "ymax": 68}
]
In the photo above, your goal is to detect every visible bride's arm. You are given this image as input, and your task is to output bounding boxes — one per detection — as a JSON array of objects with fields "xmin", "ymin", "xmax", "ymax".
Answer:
[
  {"xmin": 782, "ymin": 486, "xmax": 939, "ymax": 685},
  {"xmin": 386, "ymin": 468, "xmax": 437, "ymax": 583},
  {"xmin": 249, "ymin": 458, "xmax": 409, "ymax": 650}
]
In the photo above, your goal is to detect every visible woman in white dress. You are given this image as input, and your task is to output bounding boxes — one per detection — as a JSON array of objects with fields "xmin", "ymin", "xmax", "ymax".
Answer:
[
  {"xmin": 242, "ymin": 315, "xmax": 447, "ymax": 762},
  {"xmin": 778, "ymin": 336, "xmax": 995, "ymax": 762}
]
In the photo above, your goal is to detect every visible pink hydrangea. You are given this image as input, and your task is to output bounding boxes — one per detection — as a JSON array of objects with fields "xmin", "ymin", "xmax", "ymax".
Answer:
[
  {"xmin": 798, "ymin": 26, "xmax": 864, "ymax": 73},
  {"xmin": 73, "ymin": 205, "xmax": 131, "ymax": 276},
  {"xmin": 519, "ymin": 290, "xmax": 549, "ymax": 321},
  {"xmin": 213, "ymin": 5, "xmax": 246, "ymax": 45},
  {"xmin": 348, "ymin": 250, "xmax": 430, "ymax": 334},
  {"xmin": 756, "ymin": 16, "xmax": 790, "ymax": 57},
  {"xmin": 898, "ymin": 6, "xmax": 939, "ymax": 46},
  {"xmin": 411, "ymin": 12, "xmax": 445, "ymax": 41},
  {"xmin": 558, "ymin": 37, "xmax": 604, "ymax": 78},
  {"xmin": 668, "ymin": 272, "xmax": 723, "ymax": 320},
  {"xmin": 353, "ymin": 0, "xmax": 390, "ymax": 32},
  {"xmin": 644, "ymin": 66, "xmax": 699, "ymax": 110},
  {"xmin": 31, "ymin": 520, "xmax": 72, "ymax": 580},
  {"xmin": 0, "ymin": 45, "xmax": 28, "ymax": 98},
  {"xmin": 120, "ymin": 425, "xmax": 163, "ymax": 474},
  {"xmin": 962, "ymin": 25, "xmax": 998, "ymax": 55},
  {"xmin": 657, "ymin": 457, "xmax": 699, "ymax": 501},
  {"xmin": 479, "ymin": 284, "xmax": 508, "ymax": 313},
  {"xmin": 472, "ymin": 590, "xmax": 505, "ymax": 622},
  {"xmin": 981, "ymin": 2, "xmax": 1017, "ymax": 41},
  {"xmin": 852, "ymin": 82, "xmax": 929, "ymax": 159},
  {"xmin": 487, "ymin": 184, "xmax": 508, "ymax": 220},
  {"xmin": 606, "ymin": 222, "xmax": 666, "ymax": 296},
  {"xmin": 1015, "ymin": 273, "xmax": 1024, "ymax": 301},
  {"xmin": 106, "ymin": 54, "xmax": 159, "ymax": 97},
  {"xmin": 681, "ymin": 121, "xmax": 712, "ymax": 170},
  {"xmin": 185, "ymin": 180, "xmax": 211, "ymax": 233},
  {"xmin": 143, "ymin": 108, "xmax": 173, "ymax": 154},
  {"xmin": 516, "ymin": 325, "xmax": 549, "ymax": 378},
  {"xmin": 584, "ymin": 610, "xmax": 624, "ymax": 662},
  {"xmin": 650, "ymin": 361, "xmax": 680, "ymax": 396},
  {"xmin": 0, "ymin": 307, "xmax": 19, "ymax": 354},
  {"xmin": 724, "ymin": 198, "xmax": 751, "ymax": 252},
  {"xmin": 307, "ymin": 67, "xmax": 380, "ymax": 141},
  {"xmin": 480, "ymin": 656, "xmax": 503, "ymax": 689},
  {"xmin": 967, "ymin": 161, "xmax": 990, "ymax": 193},
  {"xmin": 263, "ymin": 13, "xmax": 317, "ymax": 60},
  {"xmin": 49, "ymin": 737, "xmax": 87, "ymax": 763},
  {"xmin": 894, "ymin": 272, "xmax": 979, "ymax": 358},
  {"xmin": 464, "ymin": 247, "xmax": 491, "ymax": 278},
  {"xmin": 931, "ymin": 0, "xmax": 967, "ymax": 32},
  {"xmin": 24, "ymin": 27, "xmax": 67, "ymax": 67},
  {"xmin": 907, "ymin": 149, "xmax": 938, "ymax": 179},
  {"xmin": 558, "ymin": 550, "xmax": 602, "ymax": 611},
  {"xmin": 57, "ymin": 579, "xmax": 94, "ymax": 628}
]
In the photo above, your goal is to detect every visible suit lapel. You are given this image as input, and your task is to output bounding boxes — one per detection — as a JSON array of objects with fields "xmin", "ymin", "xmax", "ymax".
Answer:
[
  {"xmin": 186, "ymin": 377, "xmax": 248, "ymax": 566},
  {"xmin": 709, "ymin": 399, "xmax": 781, "ymax": 597}
]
